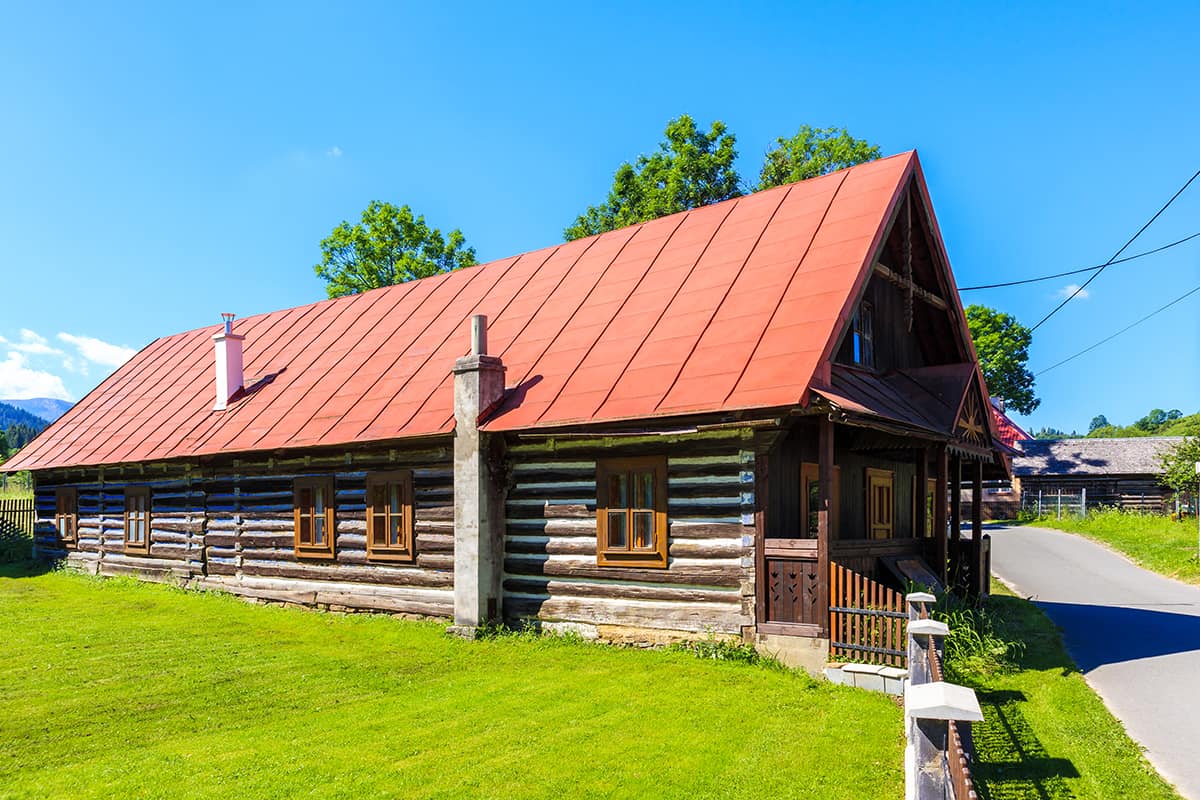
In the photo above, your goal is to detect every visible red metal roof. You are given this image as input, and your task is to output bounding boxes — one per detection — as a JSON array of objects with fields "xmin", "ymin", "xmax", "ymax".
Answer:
[
  {"xmin": 989, "ymin": 403, "xmax": 1031, "ymax": 452},
  {"xmin": 7, "ymin": 152, "xmax": 922, "ymax": 471}
]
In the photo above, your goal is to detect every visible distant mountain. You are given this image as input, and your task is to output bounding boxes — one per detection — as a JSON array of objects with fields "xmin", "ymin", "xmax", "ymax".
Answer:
[
  {"xmin": 1, "ymin": 397, "xmax": 73, "ymax": 423},
  {"xmin": 0, "ymin": 401, "xmax": 49, "ymax": 431}
]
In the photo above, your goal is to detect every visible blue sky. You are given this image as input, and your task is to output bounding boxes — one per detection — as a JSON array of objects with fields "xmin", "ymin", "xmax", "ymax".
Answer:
[{"xmin": 1, "ymin": 1, "xmax": 1197, "ymax": 434}]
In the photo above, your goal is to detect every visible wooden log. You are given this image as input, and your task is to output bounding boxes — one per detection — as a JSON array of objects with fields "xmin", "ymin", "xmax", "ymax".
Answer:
[
  {"xmin": 668, "ymin": 540, "xmax": 744, "ymax": 558},
  {"xmin": 503, "ymin": 555, "xmax": 744, "ymax": 588},
  {"xmin": 506, "ymin": 536, "xmax": 597, "ymax": 557},
  {"xmin": 312, "ymin": 592, "xmax": 452, "ymax": 618},
  {"xmin": 237, "ymin": 533, "xmax": 294, "ymax": 548},
  {"xmin": 416, "ymin": 504, "xmax": 454, "ymax": 521},
  {"xmin": 504, "ymin": 595, "xmax": 747, "ymax": 633},
  {"xmin": 667, "ymin": 521, "xmax": 746, "ymax": 540},
  {"xmin": 503, "ymin": 577, "xmax": 740, "ymax": 604},
  {"xmin": 241, "ymin": 561, "xmax": 453, "ymax": 588},
  {"xmin": 414, "ymin": 532, "xmax": 454, "ymax": 553}
]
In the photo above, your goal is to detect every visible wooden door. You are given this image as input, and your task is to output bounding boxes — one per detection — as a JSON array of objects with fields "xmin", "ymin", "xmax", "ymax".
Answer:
[{"xmin": 866, "ymin": 468, "xmax": 894, "ymax": 540}]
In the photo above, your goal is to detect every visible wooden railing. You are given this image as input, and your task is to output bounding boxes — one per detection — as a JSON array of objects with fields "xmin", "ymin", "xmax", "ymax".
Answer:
[
  {"xmin": 829, "ymin": 561, "xmax": 906, "ymax": 667},
  {"xmin": 0, "ymin": 496, "xmax": 36, "ymax": 562}
]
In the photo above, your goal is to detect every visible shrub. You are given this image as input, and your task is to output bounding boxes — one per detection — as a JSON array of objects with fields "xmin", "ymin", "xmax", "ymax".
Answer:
[{"xmin": 933, "ymin": 593, "xmax": 1025, "ymax": 683}]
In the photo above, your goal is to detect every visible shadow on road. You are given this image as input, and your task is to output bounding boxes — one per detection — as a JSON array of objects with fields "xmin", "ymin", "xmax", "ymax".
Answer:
[{"xmin": 1034, "ymin": 601, "xmax": 1200, "ymax": 672}]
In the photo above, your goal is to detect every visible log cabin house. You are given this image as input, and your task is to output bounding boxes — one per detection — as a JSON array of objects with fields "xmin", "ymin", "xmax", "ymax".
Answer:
[
  {"xmin": 4, "ymin": 152, "xmax": 1008, "ymax": 670},
  {"xmin": 1013, "ymin": 436, "xmax": 1184, "ymax": 515}
]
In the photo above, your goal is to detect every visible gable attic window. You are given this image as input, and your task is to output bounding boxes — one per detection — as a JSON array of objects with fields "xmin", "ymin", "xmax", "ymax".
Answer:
[
  {"xmin": 294, "ymin": 477, "xmax": 336, "ymax": 559},
  {"xmin": 596, "ymin": 456, "xmax": 668, "ymax": 569},
  {"xmin": 366, "ymin": 470, "xmax": 414, "ymax": 562},
  {"xmin": 123, "ymin": 487, "xmax": 151, "ymax": 554},
  {"xmin": 55, "ymin": 487, "xmax": 77, "ymax": 544},
  {"xmin": 852, "ymin": 301, "xmax": 874, "ymax": 368}
]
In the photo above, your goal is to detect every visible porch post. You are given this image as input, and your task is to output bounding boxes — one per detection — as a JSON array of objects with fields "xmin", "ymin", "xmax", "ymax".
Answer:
[
  {"xmin": 915, "ymin": 447, "xmax": 929, "ymax": 539},
  {"xmin": 949, "ymin": 455, "xmax": 962, "ymax": 543},
  {"xmin": 934, "ymin": 445, "xmax": 948, "ymax": 585},
  {"xmin": 817, "ymin": 416, "xmax": 834, "ymax": 638},
  {"xmin": 971, "ymin": 461, "xmax": 983, "ymax": 541},
  {"xmin": 971, "ymin": 460, "xmax": 984, "ymax": 599}
]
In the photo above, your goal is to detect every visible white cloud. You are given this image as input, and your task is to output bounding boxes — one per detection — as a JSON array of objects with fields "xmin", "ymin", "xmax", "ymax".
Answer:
[
  {"xmin": 1058, "ymin": 283, "xmax": 1089, "ymax": 300},
  {"xmin": 0, "ymin": 352, "xmax": 71, "ymax": 400},
  {"xmin": 326, "ymin": 145, "xmax": 343, "ymax": 158},
  {"xmin": 0, "ymin": 328, "xmax": 64, "ymax": 357},
  {"xmin": 57, "ymin": 333, "xmax": 136, "ymax": 367}
]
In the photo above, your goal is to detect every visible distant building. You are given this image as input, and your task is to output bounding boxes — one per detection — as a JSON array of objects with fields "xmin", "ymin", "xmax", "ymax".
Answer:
[{"xmin": 1013, "ymin": 437, "xmax": 1183, "ymax": 514}]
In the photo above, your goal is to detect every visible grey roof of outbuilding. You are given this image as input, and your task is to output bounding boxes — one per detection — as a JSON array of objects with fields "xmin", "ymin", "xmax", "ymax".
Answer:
[{"xmin": 1012, "ymin": 437, "xmax": 1184, "ymax": 477}]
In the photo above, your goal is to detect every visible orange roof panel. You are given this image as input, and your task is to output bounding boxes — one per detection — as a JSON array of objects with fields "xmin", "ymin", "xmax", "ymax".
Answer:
[{"xmin": 6, "ymin": 152, "xmax": 929, "ymax": 471}]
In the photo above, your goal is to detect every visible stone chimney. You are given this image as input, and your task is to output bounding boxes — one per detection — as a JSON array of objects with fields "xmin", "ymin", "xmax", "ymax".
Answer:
[
  {"xmin": 212, "ymin": 313, "xmax": 244, "ymax": 411},
  {"xmin": 451, "ymin": 314, "xmax": 506, "ymax": 633}
]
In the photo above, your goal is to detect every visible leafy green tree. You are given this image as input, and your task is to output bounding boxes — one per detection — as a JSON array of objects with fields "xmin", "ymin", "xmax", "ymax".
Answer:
[
  {"xmin": 0, "ymin": 429, "xmax": 8, "ymax": 460},
  {"xmin": 564, "ymin": 115, "xmax": 742, "ymax": 241},
  {"xmin": 1033, "ymin": 427, "xmax": 1071, "ymax": 439},
  {"xmin": 758, "ymin": 126, "xmax": 881, "ymax": 189},
  {"xmin": 315, "ymin": 201, "xmax": 476, "ymax": 298},
  {"xmin": 1134, "ymin": 408, "xmax": 1169, "ymax": 433},
  {"xmin": 1159, "ymin": 437, "xmax": 1200, "ymax": 495},
  {"xmin": 1088, "ymin": 414, "xmax": 1109, "ymax": 433},
  {"xmin": 965, "ymin": 305, "xmax": 1039, "ymax": 415}
]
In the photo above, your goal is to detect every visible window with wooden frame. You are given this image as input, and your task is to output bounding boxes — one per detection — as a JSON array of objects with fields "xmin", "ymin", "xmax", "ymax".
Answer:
[
  {"xmin": 123, "ymin": 487, "xmax": 151, "ymax": 554},
  {"xmin": 366, "ymin": 470, "xmax": 414, "ymax": 562},
  {"xmin": 55, "ymin": 487, "xmax": 78, "ymax": 544},
  {"xmin": 800, "ymin": 463, "xmax": 840, "ymax": 539},
  {"xmin": 852, "ymin": 301, "xmax": 875, "ymax": 368},
  {"xmin": 596, "ymin": 456, "xmax": 668, "ymax": 568},
  {"xmin": 866, "ymin": 468, "xmax": 894, "ymax": 540},
  {"xmin": 294, "ymin": 477, "xmax": 336, "ymax": 558}
]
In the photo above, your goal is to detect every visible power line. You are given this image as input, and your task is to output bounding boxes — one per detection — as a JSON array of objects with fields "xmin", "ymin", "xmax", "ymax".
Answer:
[
  {"xmin": 1036, "ymin": 283, "xmax": 1200, "ymax": 376},
  {"xmin": 958, "ymin": 231, "xmax": 1200, "ymax": 291},
  {"xmin": 1030, "ymin": 167, "xmax": 1200, "ymax": 332}
]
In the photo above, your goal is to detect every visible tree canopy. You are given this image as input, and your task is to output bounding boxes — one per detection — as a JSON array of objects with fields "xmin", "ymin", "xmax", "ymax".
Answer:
[
  {"xmin": 314, "ymin": 201, "xmax": 476, "ymax": 299},
  {"xmin": 757, "ymin": 126, "xmax": 881, "ymax": 189},
  {"xmin": 1087, "ymin": 408, "xmax": 1199, "ymax": 438},
  {"xmin": 564, "ymin": 116, "xmax": 880, "ymax": 240},
  {"xmin": 965, "ymin": 304, "xmax": 1039, "ymax": 415},
  {"xmin": 563, "ymin": 116, "xmax": 742, "ymax": 241},
  {"xmin": 1158, "ymin": 436, "xmax": 1200, "ymax": 494}
]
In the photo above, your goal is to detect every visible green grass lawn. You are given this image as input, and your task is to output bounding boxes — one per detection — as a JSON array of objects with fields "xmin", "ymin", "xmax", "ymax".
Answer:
[
  {"xmin": 0, "ymin": 563, "xmax": 902, "ymax": 800},
  {"xmin": 1025, "ymin": 508, "xmax": 1200, "ymax": 585},
  {"xmin": 963, "ymin": 580, "xmax": 1180, "ymax": 800}
]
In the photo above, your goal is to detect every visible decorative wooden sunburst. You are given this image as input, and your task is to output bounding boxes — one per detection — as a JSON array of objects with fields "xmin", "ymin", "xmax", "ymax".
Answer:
[{"xmin": 957, "ymin": 390, "xmax": 986, "ymax": 445}]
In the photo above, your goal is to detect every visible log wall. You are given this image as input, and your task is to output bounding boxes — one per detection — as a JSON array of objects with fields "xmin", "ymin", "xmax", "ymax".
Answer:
[
  {"xmin": 33, "ymin": 442, "xmax": 456, "ymax": 617},
  {"xmin": 502, "ymin": 430, "xmax": 757, "ymax": 640}
]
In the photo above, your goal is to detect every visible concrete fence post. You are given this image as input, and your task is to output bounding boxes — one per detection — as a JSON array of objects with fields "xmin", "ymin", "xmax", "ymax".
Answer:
[{"xmin": 906, "ymin": 682, "xmax": 983, "ymax": 800}]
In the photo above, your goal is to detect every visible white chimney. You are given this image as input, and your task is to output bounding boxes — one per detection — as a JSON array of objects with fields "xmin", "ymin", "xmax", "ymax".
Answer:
[{"xmin": 213, "ymin": 312, "xmax": 244, "ymax": 411}]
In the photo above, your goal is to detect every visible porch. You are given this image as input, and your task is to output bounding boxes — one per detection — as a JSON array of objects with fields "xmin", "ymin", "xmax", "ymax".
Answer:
[{"xmin": 753, "ymin": 415, "xmax": 999, "ymax": 666}]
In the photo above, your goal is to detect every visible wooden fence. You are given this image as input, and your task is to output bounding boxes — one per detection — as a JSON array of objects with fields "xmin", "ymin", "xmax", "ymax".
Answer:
[
  {"xmin": 0, "ymin": 496, "xmax": 35, "ymax": 562},
  {"xmin": 829, "ymin": 561, "xmax": 907, "ymax": 667}
]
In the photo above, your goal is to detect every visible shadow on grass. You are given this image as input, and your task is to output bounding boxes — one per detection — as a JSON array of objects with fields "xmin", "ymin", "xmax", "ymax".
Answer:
[
  {"xmin": 967, "ymin": 594, "xmax": 1082, "ymax": 800},
  {"xmin": 0, "ymin": 559, "xmax": 56, "ymax": 578},
  {"xmin": 973, "ymin": 689, "xmax": 1079, "ymax": 800}
]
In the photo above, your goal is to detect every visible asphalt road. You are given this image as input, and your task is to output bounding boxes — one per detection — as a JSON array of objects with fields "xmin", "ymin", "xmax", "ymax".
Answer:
[{"xmin": 990, "ymin": 524, "xmax": 1200, "ymax": 800}]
